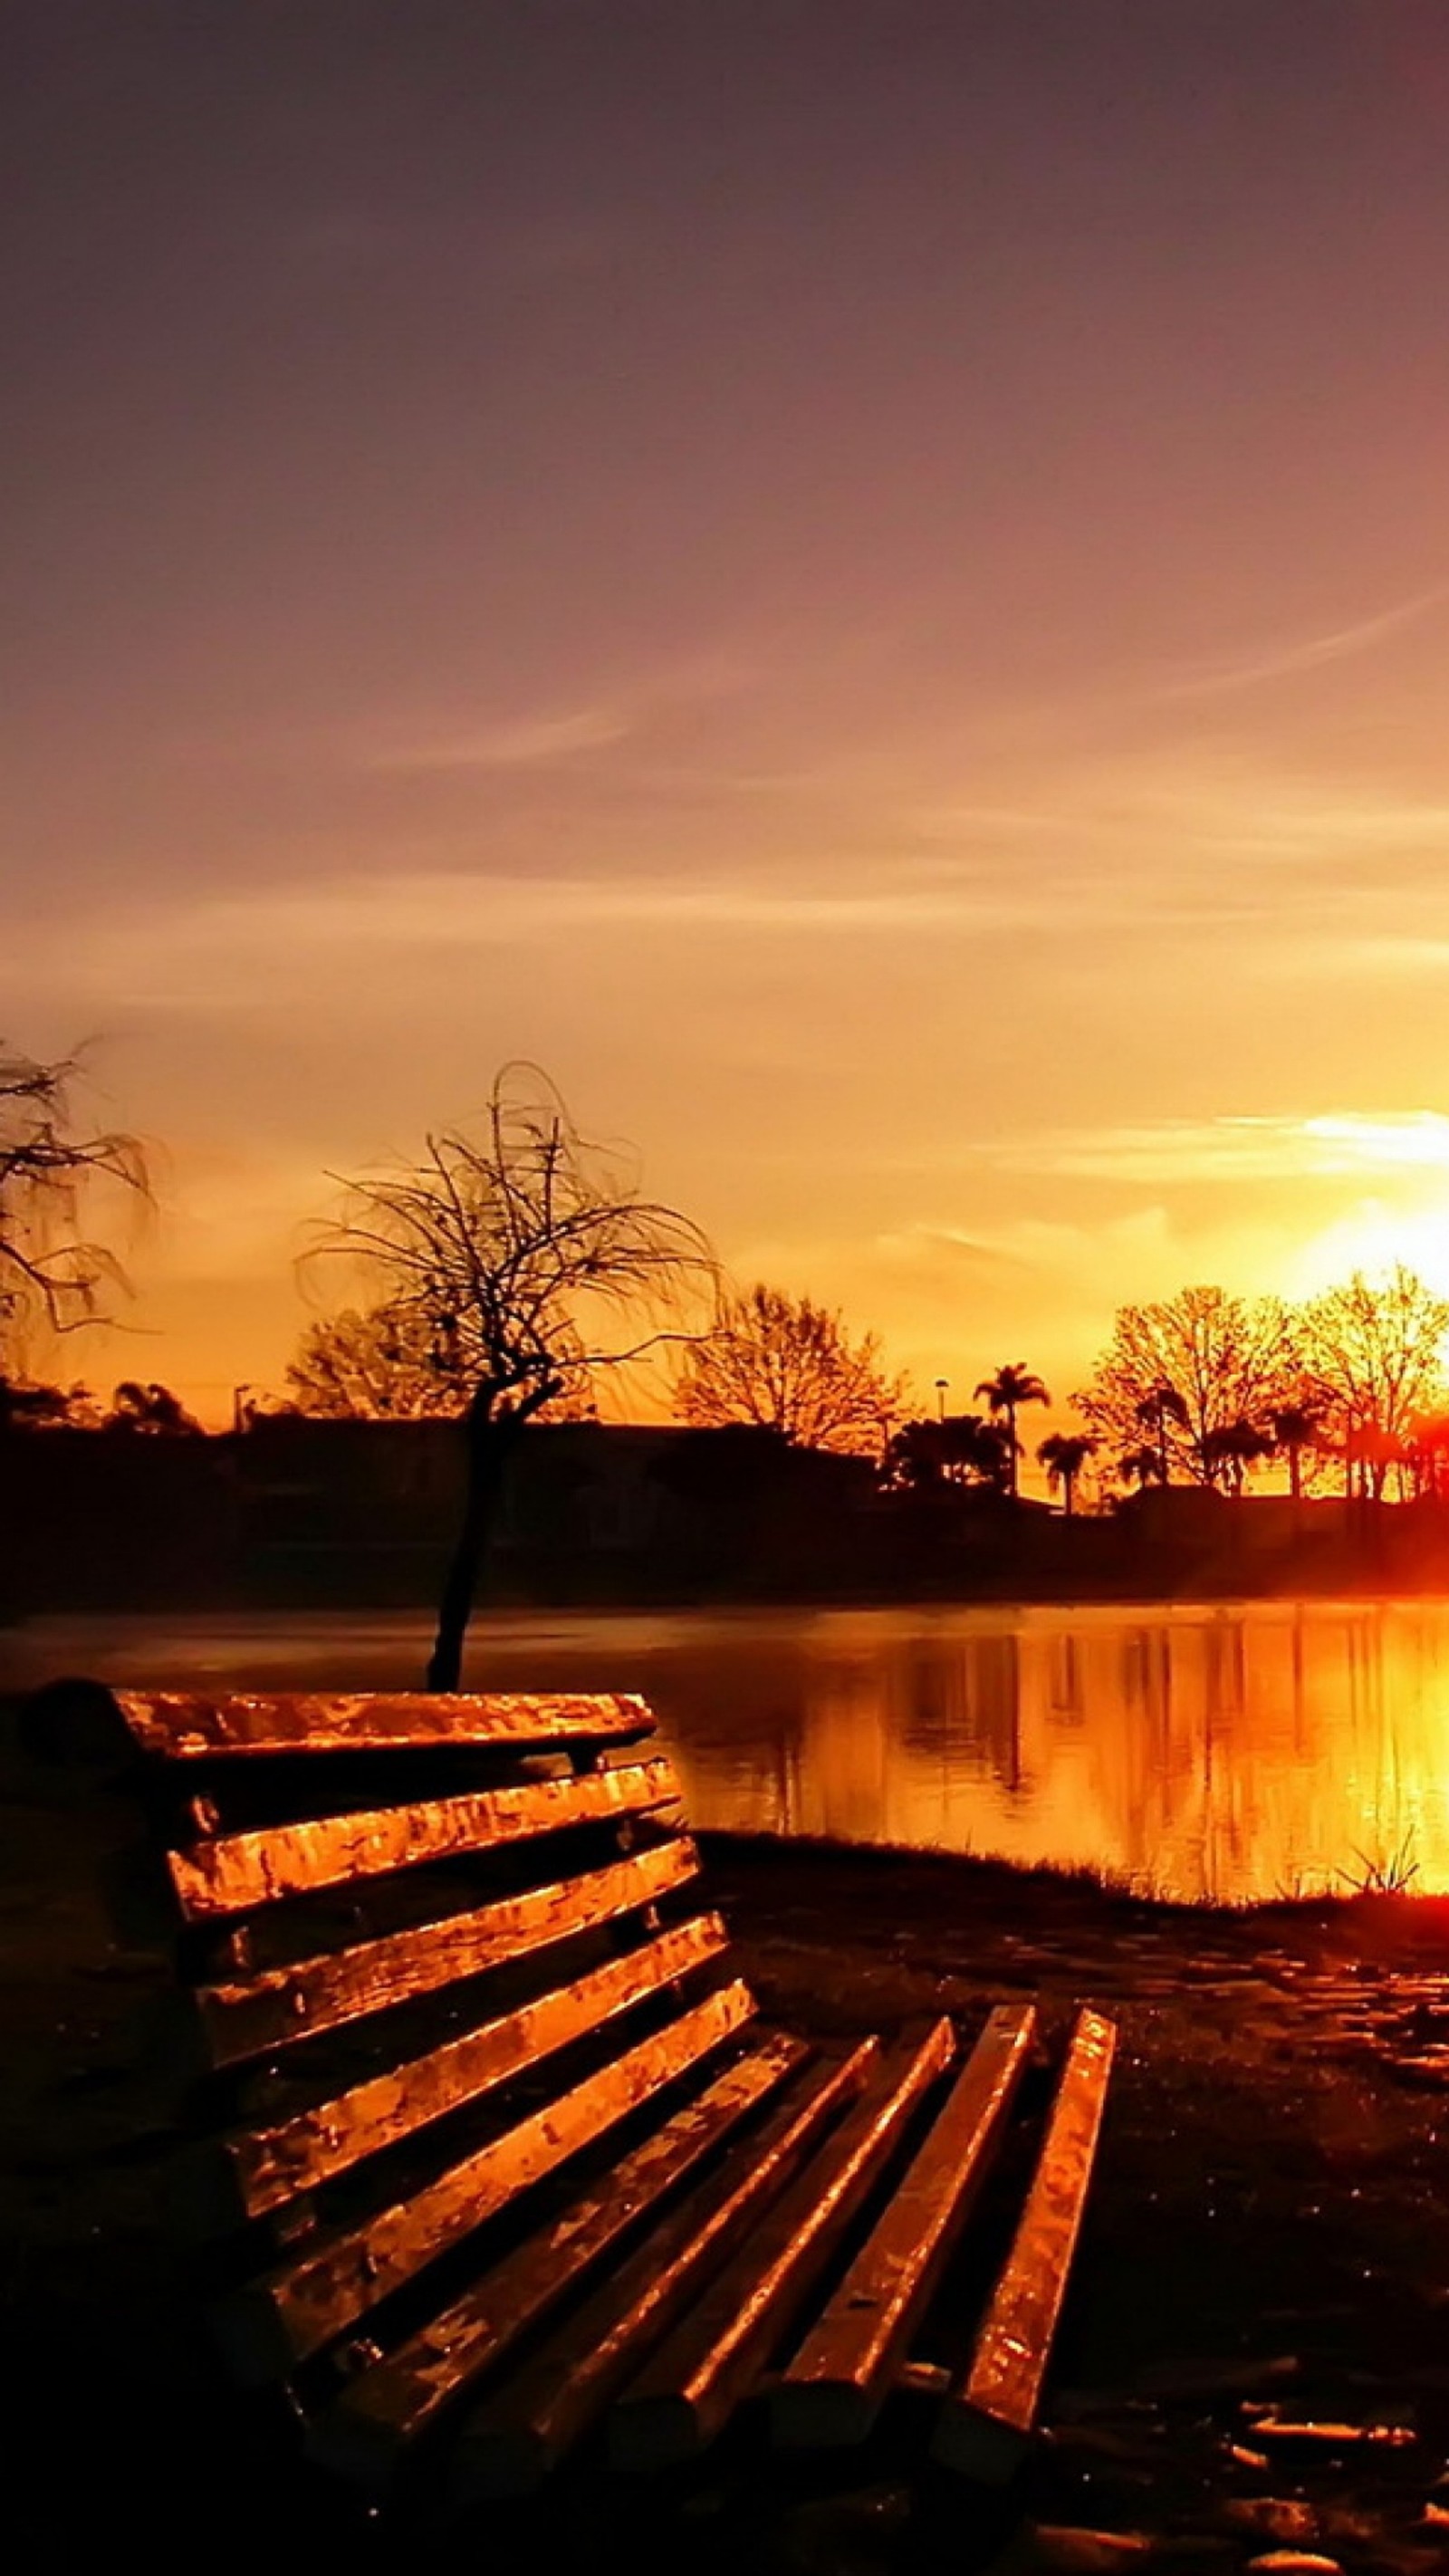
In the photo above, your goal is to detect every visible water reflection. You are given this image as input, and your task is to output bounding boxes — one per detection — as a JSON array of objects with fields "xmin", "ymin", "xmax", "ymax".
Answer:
[{"xmin": 8, "ymin": 1599, "xmax": 1449, "ymax": 1901}]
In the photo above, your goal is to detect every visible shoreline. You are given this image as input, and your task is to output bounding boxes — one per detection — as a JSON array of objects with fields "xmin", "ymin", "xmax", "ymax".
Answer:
[{"xmin": 8, "ymin": 1729, "xmax": 1449, "ymax": 2564}]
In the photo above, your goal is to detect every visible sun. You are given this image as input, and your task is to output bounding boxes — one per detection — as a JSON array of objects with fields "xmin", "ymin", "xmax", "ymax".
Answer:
[{"xmin": 1287, "ymin": 1190, "xmax": 1449, "ymax": 1302}]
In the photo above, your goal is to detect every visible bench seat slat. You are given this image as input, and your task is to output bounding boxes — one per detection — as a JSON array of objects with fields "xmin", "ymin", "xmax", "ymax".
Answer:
[
  {"xmin": 195, "ymin": 1839, "xmax": 700, "ymax": 2069},
  {"xmin": 118, "ymin": 1691, "xmax": 657, "ymax": 1761},
  {"xmin": 608, "ymin": 2016, "xmax": 957, "ymax": 2470},
  {"xmin": 772, "ymin": 2002, "xmax": 1037, "ymax": 2447},
  {"xmin": 93, "ymin": 1687, "xmax": 1118, "ymax": 2504},
  {"xmin": 168, "ymin": 1757, "xmax": 682, "ymax": 1920},
  {"xmin": 216, "ymin": 1978, "xmax": 757, "ymax": 2380},
  {"xmin": 454, "ymin": 2035, "xmax": 880, "ymax": 2501},
  {"xmin": 309, "ymin": 2031, "xmax": 811, "ymax": 2487},
  {"xmin": 216, "ymin": 1912, "xmax": 732, "ymax": 2221},
  {"xmin": 930, "ymin": 2005, "xmax": 1116, "ymax": 2483}
]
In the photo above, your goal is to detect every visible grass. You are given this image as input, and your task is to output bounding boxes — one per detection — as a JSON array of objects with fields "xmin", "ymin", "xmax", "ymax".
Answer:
[{"xmin": 1335, "ymin": 1829, "xmax": 1422, "ymax": 1895}]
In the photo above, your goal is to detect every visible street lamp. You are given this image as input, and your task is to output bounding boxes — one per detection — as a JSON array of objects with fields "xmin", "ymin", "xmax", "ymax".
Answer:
[
  {"xmin": 935, "ymin": 1378, "xmax": 949, "ymax": 1421},
  {"xmin": 232, "ymin": 1384, "xmax": 254, "ymax": 1437}
]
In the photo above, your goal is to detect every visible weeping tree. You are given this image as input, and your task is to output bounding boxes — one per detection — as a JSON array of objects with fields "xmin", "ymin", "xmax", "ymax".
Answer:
[
  {"xmin": 307, "ymin": 1064, "xmax": 715, "ymax": 1688},
  {"xmin": 0, "ymin": 1041, "xmax": 149, "ymax": 1412}
]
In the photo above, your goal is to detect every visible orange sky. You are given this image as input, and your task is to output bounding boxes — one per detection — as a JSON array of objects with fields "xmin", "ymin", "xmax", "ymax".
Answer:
[{"xmin": 6, "ymin": 4, "xmax": 1449, "ymax": 1445}]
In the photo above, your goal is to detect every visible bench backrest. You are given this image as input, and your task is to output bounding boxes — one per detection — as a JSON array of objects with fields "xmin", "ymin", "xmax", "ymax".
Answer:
[{"xmin": 105, "ymin": 1689, "xmax": 754, "ymax": 2396}]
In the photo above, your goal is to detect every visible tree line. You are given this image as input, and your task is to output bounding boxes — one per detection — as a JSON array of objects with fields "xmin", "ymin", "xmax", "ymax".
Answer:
[{"xmin": 7, "ymin": 1037, "xmax": 1449, "ymax": 1680}]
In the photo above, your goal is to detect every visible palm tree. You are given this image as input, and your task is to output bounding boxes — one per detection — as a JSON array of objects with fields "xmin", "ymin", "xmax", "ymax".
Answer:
[
  {"xmin": 881, "ymin": 1411, "xmax": 1012, "ymax": 1494},
  {"xmin": 974, "ymin": 1362, "xmax": 1051, "ymax": 1500},
  {"xmin": 1268, "ymin": 1404, "xmax": 1319, "ymax": 1504},
  {"xmin": 1118, "ymin": 1444, "xmax": 1163, "ymax": 1493},
  {"xmin": 940, "ymin": 1410, "xmax": 1013, "ymax": 1491},
  {"xmin": 1037, "ymin": 1431, "xmax": 1097, "ymax": 1516},
  {"xmin": 1135, "ymin": 1383, "xmax": 1188, "ymax": 1486},
  {"xmin": 1202, "ymin": 1417, "xmax": 1273, "ymax": 1496},
  {"xmin": 1408, "ymin": 1413, "xmax": 1449, "ymax": 1502}
]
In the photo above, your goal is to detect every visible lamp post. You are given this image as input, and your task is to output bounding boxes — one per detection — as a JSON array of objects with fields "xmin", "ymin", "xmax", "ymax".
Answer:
[
  {"xmin": 232, "ymin": 1384, "xmax": 254, "ymax": 1437},
  {"xmin": 935, "ymin": 1378, "xmax": 949, "ymax": 1422}
]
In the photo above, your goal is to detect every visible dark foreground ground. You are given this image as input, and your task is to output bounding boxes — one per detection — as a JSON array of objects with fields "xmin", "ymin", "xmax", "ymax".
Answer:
[{"xmin": 7, "ymin": 1736, "xmax": 1449, "ymax": 2576}]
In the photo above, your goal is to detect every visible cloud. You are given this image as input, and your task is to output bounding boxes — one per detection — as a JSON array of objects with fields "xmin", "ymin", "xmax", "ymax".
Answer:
[
  {"xmin": 955, "ymin": 1111, "xmax": 1449, "ymax": 1187},
  {"xmin": 376, "ymin": 708, "xmax": 633, "ymax": 771},
  {"xmin": 6, "ymin": 865, "xmax": 1128, "ymax": 1016},
  {"xmin": 1158, "ymin": 586, "xmax": 1449, "ymax": 700}
]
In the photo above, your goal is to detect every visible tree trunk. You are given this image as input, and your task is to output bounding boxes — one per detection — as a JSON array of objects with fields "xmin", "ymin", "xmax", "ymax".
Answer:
[{"xmin": 426, "ymin": 1398, "xmax": 514, "ymax": 1692}]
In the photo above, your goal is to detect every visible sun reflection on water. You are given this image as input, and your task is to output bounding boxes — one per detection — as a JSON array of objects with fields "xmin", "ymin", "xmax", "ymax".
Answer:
[
  {"xmin": 10, "ymin": 1598, "xmax": 1449, "ymax": 1905},
  {"xmin": 652, "ymin": 1602, "xmax": 1449, "ymax": 1904}
]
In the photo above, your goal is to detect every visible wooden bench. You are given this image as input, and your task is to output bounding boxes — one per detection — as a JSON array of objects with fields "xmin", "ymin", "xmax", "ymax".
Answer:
[{"xmin": 87, "ymin": 1686, "xmax": 1115, "ymax": 2514}]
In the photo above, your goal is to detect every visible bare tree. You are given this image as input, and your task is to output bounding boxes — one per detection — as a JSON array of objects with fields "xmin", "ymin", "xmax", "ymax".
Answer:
[
  {"xmin": 1074, "ymin": 1286, "xmax": 1298, "ymax": 1489},
  {"xmin": 673, "ymin": 1282, "xmax": 907, "ymax": 1456},
  {"xmin": 285, "ymin": 1300, "xmax": 469, "ymax": 1419},
  {"xmin": 307, "ymin": 1063, "xmax": 714, "ymax": 1687},
  {"xmin": 1297, "ymin": 1266, "xmax": 1449, "ymax": 1500},
  {"xmin": 0, "ymin": 1042, "xmax": 149, "ymax": 1390}
]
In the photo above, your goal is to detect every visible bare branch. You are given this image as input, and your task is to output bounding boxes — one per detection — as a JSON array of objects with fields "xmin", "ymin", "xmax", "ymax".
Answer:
[
  {"xmin": 0, "ymin": 1041, "xmax": 151, "ymax": 1361},
  {"xmin": 295, "ymin": 1066, "xmax": 715, "ymax": 1423}
]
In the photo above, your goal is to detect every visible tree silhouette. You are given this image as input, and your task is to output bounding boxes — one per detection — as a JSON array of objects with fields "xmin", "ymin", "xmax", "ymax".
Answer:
[
  {"xmin": 883, "ymin": 1411, "xmax": 1011, "ymax": 1493},
  {"xmin": 1076, "ymin": 1287, "xmax": 1297, "ymax": 1488},
  {"xmin": 1295, "ymin": 1267, "xmax": 1449, "ymax": 1499},
  {"xmin": 286, "ymin": 1300, "xmax": 470, "ymax": 1419},
  {"xmin": 673, "ymin": 1282, "xmax": 906, "ymax": 1456},
  {"xmin": 104, "ymin": 1379, "xmax": 203, "ymax": 1436},
  {"xmin": 1407, "ymin": 1414, "xmax": 1449, "ymax": 1502},
  {"xmin": 0, "ymin": 1378, "xmax": 100, "ymax": 1431},
  {"xmin": 305, "ymin": 1063, "xmax": 713, "ymax": 1687},
  {"xmin": 1201, "ymin": 1416, "xmax": 1273, "ymax": 1496},
  {"xmin": 1117, "ymin": 1444, "xmax": 1164, "ymax": 1493},
  {"xmin": 0, "ymin": 1043, "xmax": 149, "ymax": 1393},
  {"xmin": 1268, "ymin": 1402, "xmax": 1320, "ymax": 1503},
  {"xmin": 1135, "ymin": 1382, "xmax": 1188, "ymax": 1487},
  {"xmin": 1036, "ymin": 1430, "xmax": 1096, "ymax": 1515},
  {"xmin": 974, "ymin": 1363, "xmax": 1050, "ymax": 1498}
]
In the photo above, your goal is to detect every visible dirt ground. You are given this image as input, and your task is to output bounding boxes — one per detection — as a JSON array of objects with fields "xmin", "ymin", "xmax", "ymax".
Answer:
[{"xmin": 8, "ymin": 1729, "xmax": 1449, "ymax": 2574}]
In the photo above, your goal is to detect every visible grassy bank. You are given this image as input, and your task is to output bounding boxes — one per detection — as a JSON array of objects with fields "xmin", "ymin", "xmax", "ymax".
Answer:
[{"xmin": 6, "ymin": 1727, "xmax": 1449, "ymax": 2571}]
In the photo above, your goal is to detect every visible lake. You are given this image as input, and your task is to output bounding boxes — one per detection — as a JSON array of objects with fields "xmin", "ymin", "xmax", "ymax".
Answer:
[{"xmin": 5, "ymin": 1597, "xmax": 1449, "ymax": 1904}]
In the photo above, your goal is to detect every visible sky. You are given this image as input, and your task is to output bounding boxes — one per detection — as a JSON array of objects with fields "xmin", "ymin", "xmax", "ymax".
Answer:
[{"xmin": 6, "ymin": 0, "xmax": 1449, "ymax": 1437}]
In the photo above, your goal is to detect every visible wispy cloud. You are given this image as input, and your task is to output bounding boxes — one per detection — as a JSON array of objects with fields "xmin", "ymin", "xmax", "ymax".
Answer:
[
  {"xmin": 962, "ymin": 1111, "xmax": 1449, "ymax": 1187},
  {"xmin": 376, "ymin": 707, "xmax": 633, "ymax": 771},
  {"xmin": 9, "ymin": 863, "xmax": 1159, "ymax": 1013},
  {"xmin": 1160, "ymin": 586, "xmax": 1448, "ymax": 700}
]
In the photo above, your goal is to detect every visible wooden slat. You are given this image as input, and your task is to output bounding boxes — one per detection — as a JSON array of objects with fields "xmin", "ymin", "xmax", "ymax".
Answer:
[
  {"xmin": 211, "ymin": 1913, "xmax": 731, "ymax": 2222},
  {"xmin": 215, "ymin": 1979, "xmax": 757, "ymax": 2381},
  {"xmin": 168, "ymin": 1757, "xmax": 682, "ymax": 1921},
  {"xmin": 309, "ymin": 2033, "xmax": 811, "ymax": 2487},
  {"xmin": 608, "ymin": 2017, "xmax": 957, "ymax": 2470},
  {"xmin": 930, "ymin": 2007, "xmax": 1117, "ymax": 2483},
  {"xmin": 772, "ymin": 2003, "xmax": 1037, "ymax": 2447},
  {"xmin": 454, "ymin": 2037, "xmax": 880, "ymax": 2500},
  {"xmin": 195, "ymin": 1839, "xmax": 700, "ymax": 2069},
  {"xmin": 116, "ymin": 1690, "xmax": 657, "ymax": 1762}
]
